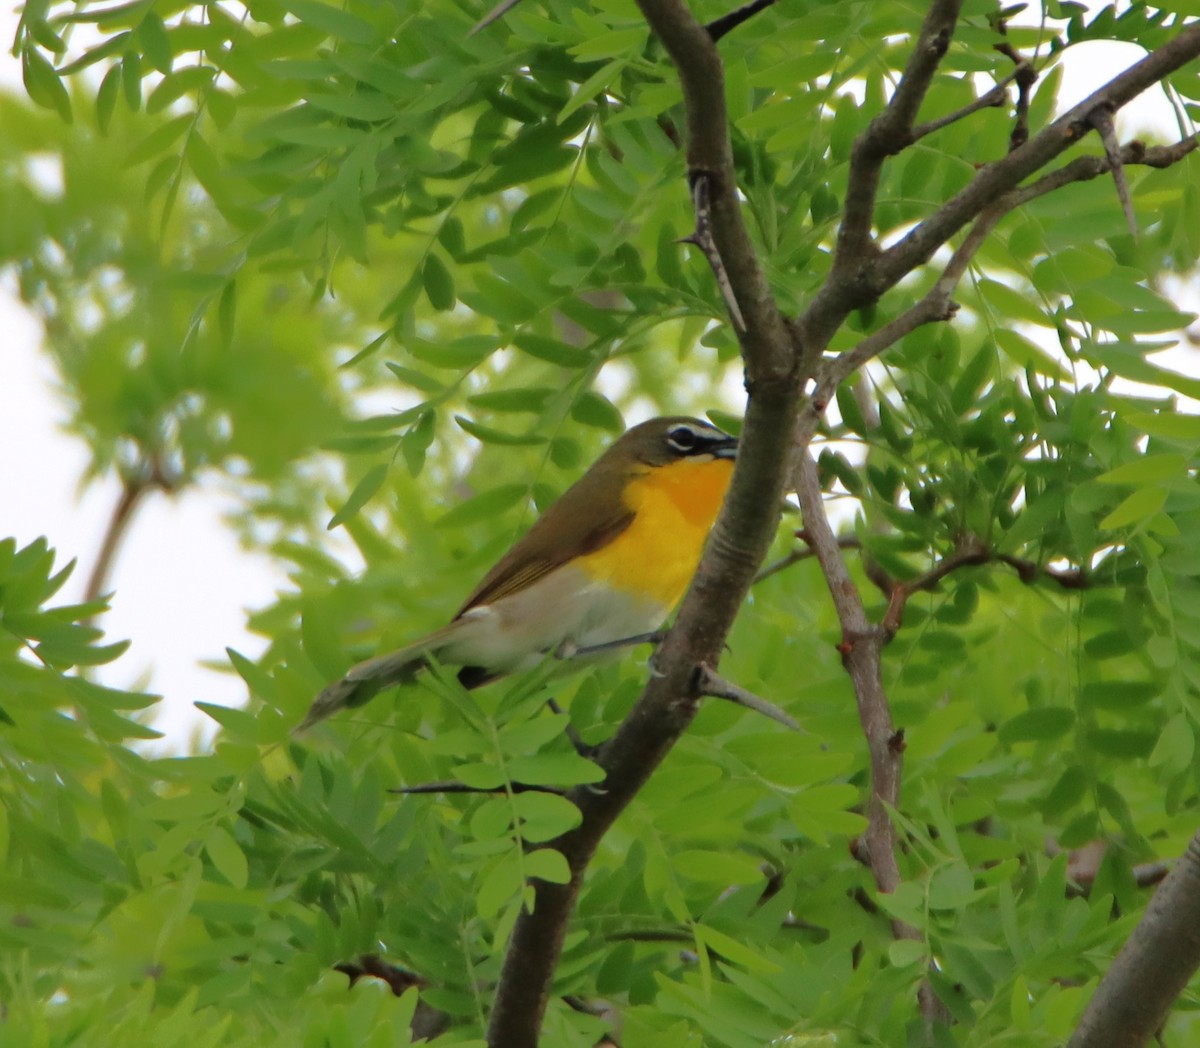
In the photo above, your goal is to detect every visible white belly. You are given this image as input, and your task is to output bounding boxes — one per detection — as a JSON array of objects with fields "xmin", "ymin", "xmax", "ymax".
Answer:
[{"xmin": 436, "ymin": 563, "xmax": 668, "ymax": 673}]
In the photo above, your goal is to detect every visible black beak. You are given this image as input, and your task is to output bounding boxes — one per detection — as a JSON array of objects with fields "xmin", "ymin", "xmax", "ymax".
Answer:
[{"xmin": 710, "ymin": 434, "xmax": 738, "ymax": 460}]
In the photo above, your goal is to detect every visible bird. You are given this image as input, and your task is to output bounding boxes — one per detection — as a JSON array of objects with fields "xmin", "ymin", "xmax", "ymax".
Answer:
[{"xmin": 298, "ymin": 415, "xmax": 738, "ymax": 731}]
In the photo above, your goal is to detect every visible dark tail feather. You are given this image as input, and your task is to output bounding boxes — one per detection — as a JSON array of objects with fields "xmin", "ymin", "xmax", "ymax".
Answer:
[{"xmin": 296, "ymin": 646, "xmax": 431, "ymax": 732}]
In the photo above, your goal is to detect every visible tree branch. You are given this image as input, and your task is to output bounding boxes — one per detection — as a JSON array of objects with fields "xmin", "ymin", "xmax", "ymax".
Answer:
[
  {"xmin": 680, "ymin": 173, "xmax": 746, "ymax": 330},
  {"xmin": 390, "ymin": 780, "xmax": 564, "ymax": 795},
  {"xmin": 836, "ymin": 0, "xmax": 965, "ymax": 269},
  {"xmin": 795, "ymin": 453, "xmax": 948, "ymax": 1029},
  {"xmin": 83, "ymin": 457, "xmax": 175, "ymax": 615},
  {"xmin": 881, "ymin": 535, "xmax": 990, "ymax": 632},
  {"xmin": 695, "ymin": 663, "xmax": 804, "ymax": 732},
  {"xmin": 801, "ymin": 133, "xmax": 1197, "ymax": 437},
  {"xmin": 1068, "ymin": 829, "xmax": 1200, "ymax": 1048},
  {"xmin": 486, "ymin": 15, "xmax": 1200, "ymax": 1048},
  {"xmin": 910, "ymin": 77, "xmax": 1010, "ymax": 144},
  {"xmin": 1089, "ymin": 104, "xmax": 1138, "ymax": 237},
  {"xmin": 486, "ymin": 1, "xmax": 806, "ymax": 1043},
  {"xmin": 875, "ymin": 22, "xmax": 1200, "ymax": 291}
]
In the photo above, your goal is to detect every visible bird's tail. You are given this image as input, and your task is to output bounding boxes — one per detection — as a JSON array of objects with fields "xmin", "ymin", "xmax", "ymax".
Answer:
[{"xmin": 296, "ymin": 625, "xmax": 463, "ymax": 732}]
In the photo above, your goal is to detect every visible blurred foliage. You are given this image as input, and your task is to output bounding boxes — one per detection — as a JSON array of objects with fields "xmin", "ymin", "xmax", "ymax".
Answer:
[{"xmin": 2, "ymin": 0, "xmax": 1200, "ymax": 1044}]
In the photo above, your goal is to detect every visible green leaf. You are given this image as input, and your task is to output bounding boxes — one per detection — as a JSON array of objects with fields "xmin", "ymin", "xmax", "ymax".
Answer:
[
  {"xmin": 695, "ymin": 924, "xmax": 781, "ymax": 974},
  {"xmin": 559, "ymin": 59, "xmax": 626, "ymax": 123},
  {"xmin": 468, "ymin": 388, "xmax": 554, "ymax": 413},
  {"xmin": 327, "ymin": 463, "xmax": 388, "ymax": 529},
  {"xmin": 226, "ymin": 648, "xmax": 276, "ymax": 702},
  {"xmin": 1127, "ymin": 411, "xmax": 1200, "ymax": 443},
  {"xmin": 569, "ymin": 27, "xmax": 647, "ymax": 60},
  {"xmin": 455, "ymin": 762, "xmax": 506, "ymax": 789},
  {"xmin": 195, "ymin": 701, "xmax": 258, "ymax": 740},
  {"xmin": 504, "ymin": 752, "xmax": 605, "ymax": 786},
  {"xmin": 126, "ymin": 113, "xmax": 192, "ymax": 165},
  {"xmin": 280, "ymin": 0, "xmax": 378, "ymax": 44},
  {"xmin": 436, "ymin": 484, "xmax": 527, "ymax": 529},
  {"xmin": 217, "ymin": 279, "xmax": 236, "ymax": 346},
  {"xmin": 511, "ymin": 791, "xmax": 581, "ymax": 842},
  {"xmin": 1079, "ymin": 680, "xmax": 1158, "ymax": 711},
  {"xmin": 888, "ymin": 939, "xmax": 927, "ymax": 967},
  {"xmin": 96, "ymin": 64, "xmax": 121, "ymax": 133},
  {"xmin": 999, "ymin": 707, "xmax": 1075, "ymax": 743},
  {"xmin": 994, "ymin": 329, "xmax": 1068, "ymax": 378},
  {"xmin": 408, "ymin": 334, "xmax": 498, "ymax": 369},
  {"xmin": 477, "ymin": 853, "xmax": 522, "ymax": 918},
  {"xmin": 513, "ymin": 333, "xmax": 591, "ymax": 367},
  {"xmin": 1096, "ymin": 454, "xmax": 1188, "ymax": 486},
  {"xmin": 1099, "ymin": 486, "xmax": 1167, "ymax": 530},
  {"xmin": 22, "ymin": 48, "xmax": 72, "ymax": 123},
  {"xmin": 385, "ymin": 363, "xmax": 445, "ymax": 394},
  {"xmin": 978, "ymin": 278, "xmax": 1050, "ymax": 326},
  {"xmin": 570, "ymin": 391, "xmax": 623, "ymax": 432},
  {"xmin": 138, "ymin": 13, "xmax": 173, "ymax": 73},
  {"xmin": 455, "ymin": 416, "xmax": 546, "ymax": 447},
  {"xmin": 205, "ymin": 826, "xmax": 249, "ymax": 889},
  {"xmin": 122, "ymin": 49, "xmax": 142, "ymax": 110},
  {"xmin": 672, "ymin": 849, "xmax": 763, "ymax": 884},
  {"xmin": 401, "ymin": 410, "xmax": 436, "ymax": 476},
  {"xmin": 524, "ymin": 847, "xmax": 571, "ymax": 885}
]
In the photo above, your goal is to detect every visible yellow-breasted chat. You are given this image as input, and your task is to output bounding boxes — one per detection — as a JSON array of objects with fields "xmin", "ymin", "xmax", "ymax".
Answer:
[{"xmin": 299, "ymin": 416, "xmax": 737, "ymax": 730}]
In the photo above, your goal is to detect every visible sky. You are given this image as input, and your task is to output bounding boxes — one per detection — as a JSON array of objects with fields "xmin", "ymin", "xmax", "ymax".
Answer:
[{"xmin": 0, "ymin": 3, "xmax": 1193, "ymax": 748}]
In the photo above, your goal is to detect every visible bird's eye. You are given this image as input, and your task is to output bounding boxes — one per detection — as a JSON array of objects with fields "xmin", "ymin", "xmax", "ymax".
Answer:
[{"xmin": 667, "ymin": 426, "xmax": 698, "ymax": 452}]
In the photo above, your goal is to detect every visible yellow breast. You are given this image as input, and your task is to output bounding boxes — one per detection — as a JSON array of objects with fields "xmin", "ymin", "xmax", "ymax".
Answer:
[{"xmin": 574, "ymin": 457, "xmax": 734, "ymax": 611}]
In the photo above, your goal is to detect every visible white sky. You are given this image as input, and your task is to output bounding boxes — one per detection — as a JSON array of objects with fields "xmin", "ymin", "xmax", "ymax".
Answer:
[{"xmin": 0, "ymin": 4, "xmax": 1192, "ymax": 748}]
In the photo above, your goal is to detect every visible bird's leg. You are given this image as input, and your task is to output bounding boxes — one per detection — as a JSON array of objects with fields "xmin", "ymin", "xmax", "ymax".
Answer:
[{"xmin": 565, "ymin": 630, "xmax": 668, "ymax": 659}]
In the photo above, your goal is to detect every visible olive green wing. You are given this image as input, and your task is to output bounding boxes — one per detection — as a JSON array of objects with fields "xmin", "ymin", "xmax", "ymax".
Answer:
[{"xmin": 455, "ymin": 493, "xmax": 634, "ymax": 617}]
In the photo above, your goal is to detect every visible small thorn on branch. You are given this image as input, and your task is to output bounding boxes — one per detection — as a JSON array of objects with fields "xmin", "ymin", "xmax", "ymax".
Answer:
[
  {"xmin": 1090, "ymin": 105, "xmax": 1139, "ymax": 238},
  {"xmin": 680, "ymin": 173, "xmax": 746, "ymax": 331},
  {"xmin": 695, "ymin": 664, "xmax": 804, "ymax": 732}
]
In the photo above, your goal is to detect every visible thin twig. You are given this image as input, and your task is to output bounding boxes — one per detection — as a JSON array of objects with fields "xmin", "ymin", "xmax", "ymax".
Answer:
[
  {"xmin": 469, "ymin": 0, "xmax": 522, "ymax": 34},
  {"xmin": 680, "ymin": 174, "xmax": 746, "ymax": 331},
  {"xmin": 84, "ymin": 458, "xmax": 175, "ymax": 615},
  {"xmin": 802, "ymin": 132, "xmax": 1198, "ymax": 443},
  {"xmin": 754, "ymin": 535, "xmax": 862, "ymax": 585},
  {"xmin": 992, "ymin": 27, "xmax": 1037, "ymax": 151},
  {"xmin": 753, "ymin": 547, "xmax": 813, "ymax": 584},
  {"xmin": 1090, "ymin": 105, "xmax": 1139, "ymax": 237},
  {"xmin": 695, "ymin": 664, "xmax": 804, "ymax": 732},
  {"xmin": 997, "ymin": 553, "xmax": 1090, "ymax": 590},
  {"xmin": 705, "ymin": 0, "xmax": 775, "ymax": 43},
  {"xmin": 390, "ymin": 780, "xmax": 566, "ymax": 796},
  {"xmin": 911, "ymin": 76, "xmax": 1012, "ymax": 143},
  {"xmin": 836, "ymin": 0, "xmax": 966, "ymax": 268},
  {"xmin": 882, "ymin": 535, "xmax": 990, "ymax": 633},
  {"xmin": 873, "ymin": 23, "xmax": 1200, "ymax": 293},
  {"xmin": 545, "ymin": 698, "xmax": 596, "ymax": 757}
]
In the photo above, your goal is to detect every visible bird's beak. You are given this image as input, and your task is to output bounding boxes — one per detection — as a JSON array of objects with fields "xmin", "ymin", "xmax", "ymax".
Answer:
[{"xmin": 710, "ymin": 434, "xmax": 738, "ymax": 460}]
